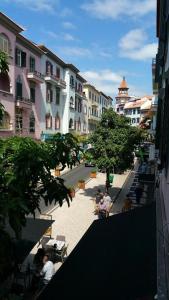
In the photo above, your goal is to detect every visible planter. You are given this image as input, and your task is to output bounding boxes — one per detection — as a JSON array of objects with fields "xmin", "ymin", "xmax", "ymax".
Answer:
[
  {"xmin": 69, "ymin": 189, "xmax": 75, "ymax": 198},
  {"xmin": 78, "ymin": 181, "xmax": 85, "ymax": 189},
  {"xmin": 90, "ymin": 172, "xmax": 96, "ymax": 178},
  {"xmin": 54, "ymin": 169, "xmax": 60, "ymax": 176}
]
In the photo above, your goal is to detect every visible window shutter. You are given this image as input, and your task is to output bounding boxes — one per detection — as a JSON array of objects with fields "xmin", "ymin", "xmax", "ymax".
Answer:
[
  {"xmin": 21, "ymin": 51, "xmax": 26, "ymax": 67},
  {"xmin": 16, "ymin": 82, "xmax": 22, "ymax": 98},
  {"xmin": 15, "ymin": 48, "xmax": 18, "ymax": 65},
  {"xmin": 50, "ymin": 89, "xmax": 53, "ymax": 102},
  {"xmin": 46, "ymin": 61, "xmax": 49, "ymax": 74},
  {"xmin": 56, "ymin": 67, "xmax": 60, "ymax": 78}
]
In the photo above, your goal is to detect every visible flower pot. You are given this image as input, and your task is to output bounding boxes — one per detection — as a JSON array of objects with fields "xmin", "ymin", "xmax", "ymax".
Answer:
[
  {"xmin": 90, "ymin": 172, "xmax": 96, "ymax": 178},
  {"xmin": 69, "ymin": 189, "xmax": 75, "ymax": 198},
  {"xmin": 78, "ymin": 181, "xmax": 85, "ymax": 189},
  {"xmin": 54, "ymin": 169, "xmax": 60, "ymax": 176}
]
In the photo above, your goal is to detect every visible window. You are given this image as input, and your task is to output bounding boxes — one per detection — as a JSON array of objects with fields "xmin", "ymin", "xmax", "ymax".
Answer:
[
  {"xmin": 15, "ymin": 48, "xmax": 26, "ymax": 67},
  {"xmin": 137, "ymin": 118, "xmax": 140, "ymax": 123},
  {"xmin": 78, "ymin": 83, "xmax": 82, "ymax": 92},
  {"xmin": 30, "ymin": 82, "xmax": 36, "ymax": 103},
  {"xmin": 56, "ymin": 67, "xmax": 60, "ymax": 79},
  {"xmin": 78, "ymin": 99, "xmax": 82, "ymax": 112},
  {"xmin": 95, "ymin": 95, "xmax": 96, "ymax": 101},
  {"xmin": 56, "ymin": 88, "xmax": 60, "ymax": 105},
  {"xmin": 0, "ymin": 111, "xmax": 10, "ymax": 129},
  {"xmin": 137, "ymin": 108, "xmax": 140, "ymax": 114},
  {"xmin": 0, "ymin": 73, "xmax": 10, "ymax": 92},
  {"xmin": 30, "ymin": 57, "xmax": 35, "ymax": 72},
  {"xmin": 88, "ymin": 107, "xmax": 91, "ymax": 117},
  {"xmin": 46, "ymin": 61, "xmax": 53, "ymax": 75},
  {"xmin": 70, "ymin": 75, "xmax": 74, "ymax": 87},
  {"xmin": 84, "ymin": 105, "xmax": 87, "ymax": 115},
  {"xmin": 69, "ymin": 118, "xmax": 73, "ymax": 129},
  {"xmin": 15, "ymin": 108, "xmax": 22, "ymax": 132},
  {"xmin": 92, "ymin": 93, "xmax": 94, "ymax": 100},
  {"xmin": 29, "ymin": 111, "xmax": 35, "ymax": 133},
  {"xmin": 89, "ymin": 91, "xmax": 91, "ymax": 99},
  {"xmin": 16, "ymin": 75, "xmax": 22, "ymax": 99},
  {"xmin": 75, "ymin": 81, "xmax": 78, "ymax": 91},
  {"xmin": 46, "ymin": 114, "xmax": 52, "ymax": 129},
  {"xmin": 78, "ymin": 118, "xmax": 81, "ymax": 131},
  {"xmin": 70, "ymin": 96, "xmax": 74, "ymax": 109},
  {"xmin": 83, "ymin": 121, "xmax": 86, "ymax": 132},
  {"xmin": 46, "ymin": 83, "xmax": 53, "ymax": 102},
  {"xmin": 0, "ymin": 33, "xmax": 10, "ymax": 54},
  {"xmin": 75, "ymin": 97, "xmax": 78, "ymax": 111},
  {"xmin": 133, "ymin": 109, "xmax": 136, "ymax": 114},
  {"xmin": 55, "ymin": 112, "xmax": 60, "ymax": 129},
  {"xmin": 132, "ymin": 118, "xmax": 136, "ymax": 124}
]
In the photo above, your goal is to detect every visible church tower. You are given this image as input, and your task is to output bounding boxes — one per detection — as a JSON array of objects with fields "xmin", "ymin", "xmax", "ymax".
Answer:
[{"xmin": 115, "ymin": 77, "xmax": 131, "ymax": 114}]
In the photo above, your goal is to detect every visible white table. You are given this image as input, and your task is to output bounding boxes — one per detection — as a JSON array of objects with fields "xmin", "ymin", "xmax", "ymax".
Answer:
[{"xmin": 46, "ymin": 239, "xmax": 65, "ymax": 250}]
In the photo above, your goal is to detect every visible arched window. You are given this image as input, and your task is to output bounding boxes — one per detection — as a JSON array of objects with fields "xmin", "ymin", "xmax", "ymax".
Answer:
[
  {"xmin": 55, "ymin": 112, "xmax": 60, "ymax": 130},
  {"xmin": 0, "ymin": 111, "xmax": 10, "ymax": 129},
  {"xmin": 15, "ymin": 108, "xmax": 22, "ymax": 132},
  {"xmin": 88, "ymin": 107, "xmax": 91, "ymax": 117},
  {"xmin": 29, "ymin": 111, "xmax": 35, "ymax": 133},
  {"xmin": 46, "ymin": 113, "xmax": 52, "ymax": 129},
  {"xmin": 0, "ymin": 73, "xmax": 10, "ymax": 92},
  {"xmin": 70, "ymin": 75, "xmax": 74, "ymax": 87},
  {"xmin": 70, "ymin": 96, "xmax": 74, "ymax": 109},
  {"xmin": 16, "ymin": 75, "xmax": 22, "ymax": 99},
  {"xmin": 0, "ymin": 33, "xmax": 10, "ymax": 54},
  {"xmin": 69, "ymin": 118, "xmax": 73, "ymax": 129}
]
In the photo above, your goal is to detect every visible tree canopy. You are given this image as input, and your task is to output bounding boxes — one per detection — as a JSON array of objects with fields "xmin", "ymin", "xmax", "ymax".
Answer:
[
  {"xmin": 88, "ymin": 108, "xmax": 143, "ymax": 178},
  {"xmin": 0, "ymin": 51, "xmax": 9, "ymax": 74}
]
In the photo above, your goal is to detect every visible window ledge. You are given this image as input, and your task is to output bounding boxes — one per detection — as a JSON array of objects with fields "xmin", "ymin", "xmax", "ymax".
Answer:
[{"xmin": 0, "ymin": 89, "xmax": 13, "ymax": 95}]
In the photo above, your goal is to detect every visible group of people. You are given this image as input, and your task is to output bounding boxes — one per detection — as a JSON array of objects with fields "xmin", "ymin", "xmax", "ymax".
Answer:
[
  {"xmin": 31, "ymin": 248, "xmax": 55, "ymax": 292},
  {"xmin": 95, "ymin": 189, "xmax": 113, "ymax": 219},
  {"xmin": 122, "ymin": 183, "xmax": 143, "ymax": 212}
]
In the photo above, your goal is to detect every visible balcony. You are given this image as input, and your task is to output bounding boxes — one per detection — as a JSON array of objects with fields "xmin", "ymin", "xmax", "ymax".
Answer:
[
  {"xmin": 91, "ymin": 102, "xmax": 98, "ymax": 107},
  {"xmin": 27, "ymin": 70, "xmax": 44, "ymax": 83},
  {"xmin": 75, "ymin": 89, "xmax": 84, "ymax": 98},
  {"xmin": 15, "ymin": 96, "xmax": 32, "ymax": 109},
  {"xmin": 88, "ymin": 114, "xmax": 100, "ymax": 122},
  {"xmin": 45, "ymin": 73, "xmax": 66, "ymax": 89}
]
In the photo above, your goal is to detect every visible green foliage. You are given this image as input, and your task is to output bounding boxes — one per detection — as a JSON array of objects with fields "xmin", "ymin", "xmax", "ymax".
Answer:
[
  {"xmin": 0, "ymin": 51, "xmax": 9, "ymax": 74},
  {"xmin": 0, "ymin": 103, "xmax": 5, "ymax": 122},
  {"xmin": 88, "ymin": 108, "xmax": 142, "ymax": 174}
]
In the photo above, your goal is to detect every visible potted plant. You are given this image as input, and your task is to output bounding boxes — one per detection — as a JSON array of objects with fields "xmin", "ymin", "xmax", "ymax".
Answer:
[
  {"xmin": 68, "ymin": 186, "xmax": 75, "ymax": 198},
  {"xmin": 90, "ymin": 168, "xmax": 97, "ymax": 178},
  {"xmin": 54, "ymin": 168, "xmax": 60, "ymax": 176},
  {"xmin": 78, "ymin": 179, "xmax": 85, "ymax": 189}
]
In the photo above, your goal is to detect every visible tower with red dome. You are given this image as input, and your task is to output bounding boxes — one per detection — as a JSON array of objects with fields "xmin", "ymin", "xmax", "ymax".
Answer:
[{"xmin": 115, "ymin": 77, "xmax": 131, "ymax": 114}]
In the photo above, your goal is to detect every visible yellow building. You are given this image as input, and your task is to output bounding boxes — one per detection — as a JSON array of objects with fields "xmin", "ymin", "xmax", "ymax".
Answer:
[{"xmin": 83, "ymin": 83, "xmax": 100, "ymax": 133}]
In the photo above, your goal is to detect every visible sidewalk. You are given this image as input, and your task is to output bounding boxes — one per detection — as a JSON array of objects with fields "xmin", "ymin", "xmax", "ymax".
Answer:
[{"xmin": 26, "ymin": 170, "xmax": 131, "ymax": 273}]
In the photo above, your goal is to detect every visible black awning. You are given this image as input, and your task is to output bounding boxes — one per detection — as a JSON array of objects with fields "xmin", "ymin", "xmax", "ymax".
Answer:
[
  {"xmin": 8, "ymin": 218, "xmax": 54, "ymax": 264},
  {"xmin": 38, "ymin": 203, "xmax": 156, "ymax": 300}
]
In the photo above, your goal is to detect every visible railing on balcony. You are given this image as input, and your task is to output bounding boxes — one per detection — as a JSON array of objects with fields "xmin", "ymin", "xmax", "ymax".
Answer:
[
  {"xmin": 45, "ymin": 73, "xmax": 66, "ymax": 88},
  {"xmin": 27, "ymin": 70, "xmax": 44, "ymax": 79},
  {"xmin": 15, "ymin": 96, "xmax": 32, "ymax": 106}
]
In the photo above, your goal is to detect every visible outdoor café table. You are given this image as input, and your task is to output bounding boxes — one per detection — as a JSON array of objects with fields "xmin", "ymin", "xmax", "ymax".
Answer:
[{"xmin": 46, "ymin": 239, "xmax": 65, "ymax": 250}]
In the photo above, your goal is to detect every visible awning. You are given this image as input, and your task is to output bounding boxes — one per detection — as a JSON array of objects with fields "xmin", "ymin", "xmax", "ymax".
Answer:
[
  {"xmin": 38, "ymin": 203, "xmax": 156, "ymax": 300},
  {"xmin": 7, "ymin": 218, "xmax": 54, "ymax": 264}
]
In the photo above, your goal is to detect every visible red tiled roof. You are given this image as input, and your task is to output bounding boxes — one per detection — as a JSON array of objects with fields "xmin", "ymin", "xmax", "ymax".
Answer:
[{"xmin": 119, "ymin": 77, "xmax": 128, "ymax": 89}]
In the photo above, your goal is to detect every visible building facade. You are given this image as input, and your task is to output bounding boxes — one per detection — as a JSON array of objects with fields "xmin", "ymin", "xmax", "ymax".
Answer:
[{"xmin": 0, "ymin": 12, "xmax": 44, "ymax": 139}]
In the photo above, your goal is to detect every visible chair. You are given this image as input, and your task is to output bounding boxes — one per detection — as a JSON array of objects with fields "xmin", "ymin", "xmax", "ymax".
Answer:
[
  {"xmin": 56, "ymin": 235, "xmax": 66, "ymax": 242},
  {"xmin": 38, "ymin": 236, "xmax": 51, "ymax": 248},
  {"xmin": 56, "ymin": 244, "xmax": 68, "ymax": 263}
]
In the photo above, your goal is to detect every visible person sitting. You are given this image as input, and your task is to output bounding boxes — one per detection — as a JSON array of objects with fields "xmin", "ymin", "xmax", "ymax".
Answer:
[
  {"xmin": 98, "ymin": 198, "xmax": 108, "ymax": 219},
  {"xmin": 95, "ymin": 189, "xmax": 103, "ymax": 204},
  {"xmin": 39, "ymin": 254, "xmax": 55, "ymax": 287},
  {"xmin": 103, "ymin": 192, "xmax": 112, "ymax": 205},
  {"xmin": 122, "ymin": 194, "xmax": 132, "ymax": 212},
  {"xmin": 31, "ymin": 248, "xmax": 45, "ymax": 290}
]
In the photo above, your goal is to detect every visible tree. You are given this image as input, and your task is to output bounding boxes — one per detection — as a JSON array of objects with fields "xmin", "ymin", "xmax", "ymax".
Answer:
[
  {"xmin": 88, "ymin": 108, "xmax": 143, "ymax": 188},
  {"xmin": 0, "ymin": 135, "xmax": 80, "ymax": 283}
]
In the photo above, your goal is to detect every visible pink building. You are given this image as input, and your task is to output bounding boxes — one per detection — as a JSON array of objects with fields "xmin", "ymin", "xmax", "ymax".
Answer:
[{"xmin": 0, "ymin": 12, "xmax": 44, "ymax": 139}]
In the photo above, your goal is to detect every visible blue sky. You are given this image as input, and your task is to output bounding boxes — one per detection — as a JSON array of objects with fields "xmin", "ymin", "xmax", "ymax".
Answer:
[{"xmin": 1, "ymin": 0, "xmax": 157, "ymax": 98}]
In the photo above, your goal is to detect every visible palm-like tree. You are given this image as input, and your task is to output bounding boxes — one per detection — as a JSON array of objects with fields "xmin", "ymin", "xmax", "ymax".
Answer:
[{"xmin": 0, "ymin": 51, "xmax": 9, "ymax": 120}]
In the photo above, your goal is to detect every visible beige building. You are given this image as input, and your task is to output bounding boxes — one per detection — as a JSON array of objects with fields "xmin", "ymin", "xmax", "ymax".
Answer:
[{"xmin": 83, "ymin": 83, "xmax": 101, "ymax": 133}]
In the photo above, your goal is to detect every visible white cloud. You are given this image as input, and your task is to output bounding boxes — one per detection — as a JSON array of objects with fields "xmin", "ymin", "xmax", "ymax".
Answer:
[
  {"xmin": 45, "ymin": 30, "xmax": 59, "ymax": 39},
  {"xmin": 60, "ymin": 8, "xmax": 73, "ymax": 17},
  {"xmin": 119, "ymin": 29, "xmax": 147, "ymax": 50},
  {"xmin": 82, "ymin": 0, "xmax": 156, "ymax": 19},
  {"xmin": 80, "ymin": 69, "xmax": 122, "ymax": 95},
  {"xmin": 62, "ymin": 22, "xmax": 76, "ymax": 29},
  {"xmin": 4, "ymin": 0, "xmax": 58, "ymax": 13},
  {"xmin": 99, "ymin": 50, "xmax": 113, "ymax": 58},
  {"xmin": 119, "ymin": 28, "xmax": 158, "ymax": 60},
  {"xmin": 58, "ymin": 47, "xmax": 92, "ymax": 57},
  {"xmin": 63, "ymin": 33, "xmax": 75, "ymax": 41}
]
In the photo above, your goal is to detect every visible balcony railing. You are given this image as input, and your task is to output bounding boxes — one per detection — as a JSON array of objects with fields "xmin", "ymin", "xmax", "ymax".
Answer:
[
  {"xmin": 45, "ymin": 73, "xmax": 66, "ymax": 88},
  {"xmin": 15, "ymin": 96, "xmax": 32, "ymax": 109},
  {"xmin": 27, "ymin": 70, "xmax": 44, "ymax": 83}
]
